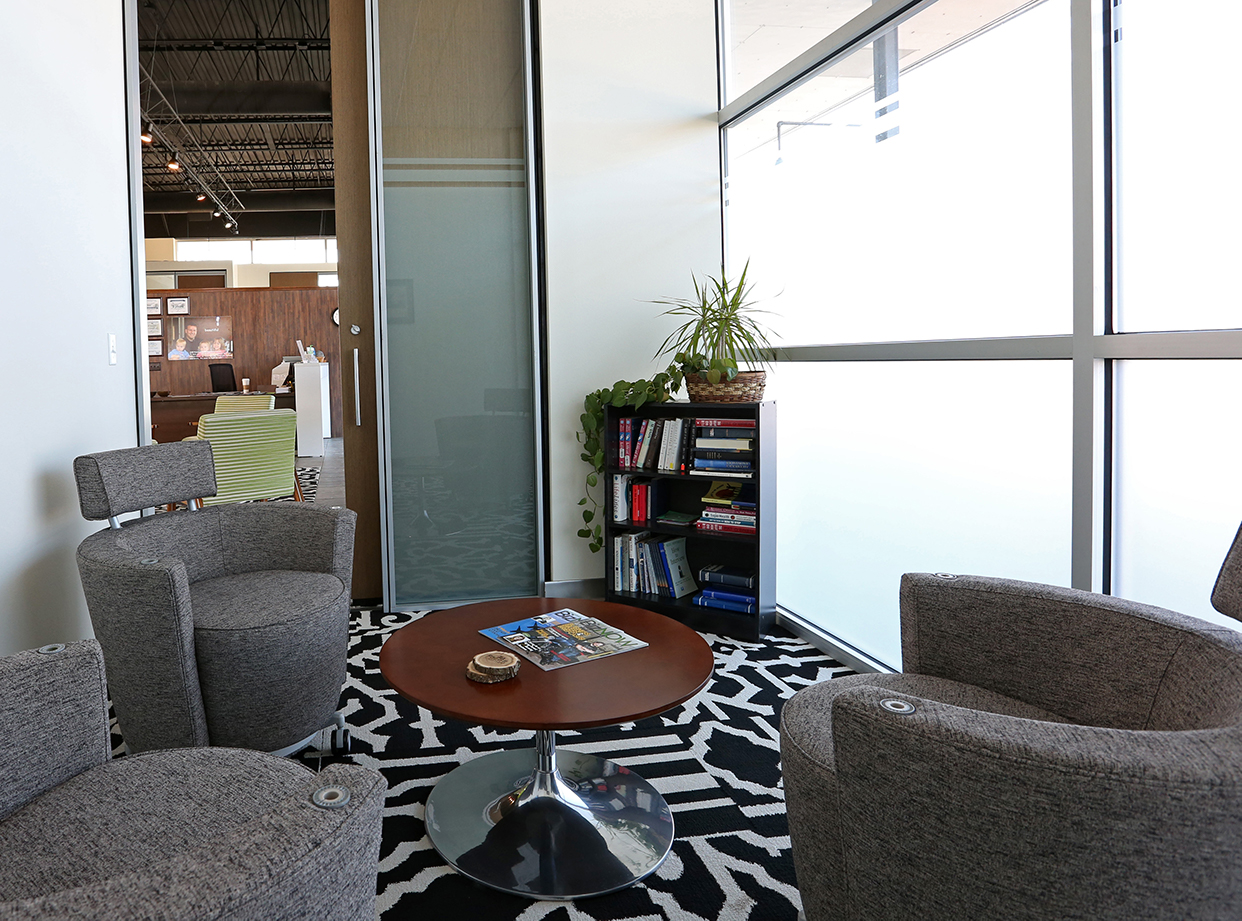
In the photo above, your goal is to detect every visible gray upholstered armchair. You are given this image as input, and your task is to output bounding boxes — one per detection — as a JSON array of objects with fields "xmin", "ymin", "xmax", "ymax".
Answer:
[
  {"xmin": 73, "ymin": 441, "xmax": 357, "ymax": 756},
  {"xmin": 0, "ymin": 639, "xmax": 385, "ymax": 919},
  {"xmin": 781, "ymin": 527, "xmax": 1242, "ymax": 921}
]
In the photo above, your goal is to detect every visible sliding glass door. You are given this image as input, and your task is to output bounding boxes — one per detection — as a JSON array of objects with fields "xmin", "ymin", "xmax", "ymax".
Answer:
[{"xmin": 372, "ymin": 0, "xmax": 541, "ymax": 607}]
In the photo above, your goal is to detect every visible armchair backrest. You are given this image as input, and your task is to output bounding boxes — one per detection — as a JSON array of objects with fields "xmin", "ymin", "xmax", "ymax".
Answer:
[
  {"xmin": 195, "ymin": 408, "xmax": 298, "ymax": 506},
  {"xmin": 0, "ymin": 640, "xmax": 110, "ymax": 822},
  {"xmin": 214, "ymin": 394, "xmax": 276, "ymax": 412},
  {"xmin": 74, "ymin": 441, "xmax": 218, "ymax": 520},
  {"xmin": 1212, "ymin": 521, "xmax": 1242, "ymax": 622}
]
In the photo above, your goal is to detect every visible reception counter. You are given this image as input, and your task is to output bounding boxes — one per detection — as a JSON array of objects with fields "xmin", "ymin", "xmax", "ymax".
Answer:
[{"xmin": 151, "ymin": 392, "xmax": 296, "ymax": 443}]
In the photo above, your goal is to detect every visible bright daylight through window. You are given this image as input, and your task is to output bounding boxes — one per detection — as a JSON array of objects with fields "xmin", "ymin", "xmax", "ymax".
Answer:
[{"xmin": 720, "ymin": 0, "xmax": 1242, "ymax": 667}]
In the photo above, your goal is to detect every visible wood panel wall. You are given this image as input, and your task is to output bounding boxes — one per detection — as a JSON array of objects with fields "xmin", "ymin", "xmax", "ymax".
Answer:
[{"xmin": 147, "ymin": 286, "xmax": 343, "ymax": 436}]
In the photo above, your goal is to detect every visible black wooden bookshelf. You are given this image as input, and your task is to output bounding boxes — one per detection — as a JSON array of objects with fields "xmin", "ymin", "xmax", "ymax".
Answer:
[{"xmin": 602, "ymin": 401, "xmax": 775, "ymax": 641}]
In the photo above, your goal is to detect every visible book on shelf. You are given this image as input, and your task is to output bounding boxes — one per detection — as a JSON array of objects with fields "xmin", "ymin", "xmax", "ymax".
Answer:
[
  {"xmin": 698, "ymin": 426, "xmax": 758, "ymax": 439},
  {"xmin": 701, "ymin": 480, "xmax": 745, "ymax": 505},
  {"xmin": 692, "ymin": 458, "xmax": 753, "ymax": 472},
  {"xmin": 661, "ymin": 537, "xmax": 697, "ymax": 598},
  {"xmin": 698, "ymin": 563, "xmax": 757, "ymax": 588},
  {"xmin": 695, "ymin": 417, "xmax": 756, "ymax": 429},
  {"xmin": 696, "ymin": 519, "xmax": 757, "ymax": 534},
  {"xmin": 620, "ymin": 418, "xmax": 632, "ymax": 468},
  {"xmin": 657, "ymin": 418, "xmax": 681, "ymax": 472},
  {"xmin": 699, "ymin": 508, "xmax": 756, "ymax": 524},
  {"xmin": 631, "ymin": 480, "xmax": 648, "ymax": 523},
  {"xmin": 479, "ymin": 608, "xmax": 648, "ymax": 671},
  {"xmin": 698, "ymin": 587, "xmax": 758, "ymax": 605},
  {"xmin": 629, "ymin": 419, "xmax": 646, "ymax": 469},
  {"xmin": 635, "ymin": 419, "xmax": 656, "ymax": 468},
  {"xmin": 695, "ymin": 436, "xmax": 753, "ymax": 451},
  {"xmin": 695, "ymin": 449, "xmax": 754, "ymax": 461},
  {"xmin": 687, "ymin": 469, "xmax": 752, "ymax": 478},
  {"xmin": 611, "ymin": 474, "xmax": 632, "ymax": 521},
  {"xmin": 692, "ymin": 594, "xmax": 756, "ymax": 614},
  {"xmin": 655, "ymin": 509, "xmax": 699, "ymax": 526}
]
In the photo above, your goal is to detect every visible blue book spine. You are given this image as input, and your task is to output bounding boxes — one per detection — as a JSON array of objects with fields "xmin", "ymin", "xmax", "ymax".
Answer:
[
  {"xmin": 693, "ymin": 458, "xmax": 754, "ymax": 471},
  {"xmin": 698, "ymin": 565, "xmax": 757, "ymax": 588},
  {"xmin": 699, "ymin": 588, "xmax": 758, "ymax": 605},
  {"xmin": 692, "ymin": 594, "xmax": 756, "ymax": 614}
]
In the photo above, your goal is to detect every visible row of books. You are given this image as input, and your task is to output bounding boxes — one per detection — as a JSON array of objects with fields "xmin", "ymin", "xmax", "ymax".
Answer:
[
  {"xmin": 695, "ymin": 480, "xmax": 757, "ymax": 534},
  {"xmin": 611, "ymin": 534, "xmax": 698, "ymax": 598},
  {"xmin": 617, "ymin": 415, "xmax": 756, "ymax": 478},
  {"xmin": 693, "ymin": 563, "xmax": 759, "ymax": 612}
]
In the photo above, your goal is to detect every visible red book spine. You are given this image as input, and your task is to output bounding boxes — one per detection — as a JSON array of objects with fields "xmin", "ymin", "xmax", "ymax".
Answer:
[
  {"xmin": 694, "ymin": 417, "xmax": 756, "ymax": 428},
  {"xmin": 632, "ymin": 482, "xmax": 647, "ymax": 522},
  {"xmin": 696, "ymin": 520, "xmax": 757, "ymax": 534}
]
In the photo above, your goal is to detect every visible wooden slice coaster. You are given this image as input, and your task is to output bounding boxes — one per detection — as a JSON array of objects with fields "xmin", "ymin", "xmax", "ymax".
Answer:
[{"xmin": 466, "ymin": 651, "xmax": 521, "ymax": 683}]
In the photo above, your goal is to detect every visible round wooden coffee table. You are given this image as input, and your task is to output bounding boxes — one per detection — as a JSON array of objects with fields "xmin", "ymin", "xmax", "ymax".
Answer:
[{"xmin": 379, "ymin": 597, "xmax": 715, "ymax": 900}]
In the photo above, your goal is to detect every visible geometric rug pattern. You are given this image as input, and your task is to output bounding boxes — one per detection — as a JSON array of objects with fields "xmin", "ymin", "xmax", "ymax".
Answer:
[{"xmin": 302, "ymin": 608, "xmax": 855, "ymax": 920}]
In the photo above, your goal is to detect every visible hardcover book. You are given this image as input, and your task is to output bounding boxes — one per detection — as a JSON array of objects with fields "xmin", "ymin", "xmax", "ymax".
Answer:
[
  {"xmin": 691, "ymin": 594, "xmax": 757, "ymax": 614},
  {"xmin": 698, "ymin": 564, "xmax": 757, "ymax": 588},
  {"xmin": 480, "ymin": 608, "xmax": 648, "ymax": 670},
  {"xmin": 695, "ymin": 417, "xmax": 756, "ymax": 429}
]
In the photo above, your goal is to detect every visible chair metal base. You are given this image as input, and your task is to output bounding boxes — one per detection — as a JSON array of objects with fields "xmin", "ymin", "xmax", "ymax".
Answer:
[
  {"xmin": 270, "ymin": 710, "xmax": 349, "ymax": 758},
  {"xmin": 425, "ymin": 730, "xmax": 674, "ymax": 900}
]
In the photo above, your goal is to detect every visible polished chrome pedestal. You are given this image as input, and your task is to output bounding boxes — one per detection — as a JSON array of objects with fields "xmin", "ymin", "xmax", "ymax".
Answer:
[{"xmin": 424, "ymin": 730, "xmax": 674, "ymax": 899}]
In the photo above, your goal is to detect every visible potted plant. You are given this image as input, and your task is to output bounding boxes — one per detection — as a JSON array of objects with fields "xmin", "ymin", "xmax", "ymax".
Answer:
[{"xmin": 652, "ymin": 261, "xmax": 777, "ymax": 403}]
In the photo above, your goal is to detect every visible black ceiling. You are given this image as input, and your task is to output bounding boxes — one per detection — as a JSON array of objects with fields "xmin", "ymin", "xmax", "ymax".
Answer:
[{"xmin": 139, "ymin": 0, "xmax": 334, "ymax": 238}]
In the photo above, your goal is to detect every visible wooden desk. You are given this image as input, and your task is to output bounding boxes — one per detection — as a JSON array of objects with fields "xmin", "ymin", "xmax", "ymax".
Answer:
[{"xmin": 150, "ymin": 392, "xmax": 296, "ymax": 443}]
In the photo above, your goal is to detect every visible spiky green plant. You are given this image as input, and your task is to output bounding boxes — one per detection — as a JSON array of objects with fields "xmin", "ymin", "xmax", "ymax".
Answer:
[{"xmin": 652, "ymin": 262, "xmax": 777, "ymax": 384}]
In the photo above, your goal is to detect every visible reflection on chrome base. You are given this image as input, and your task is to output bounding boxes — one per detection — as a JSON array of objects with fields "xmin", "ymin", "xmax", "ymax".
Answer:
[{"xmin": 424, "ymin": 729, "xmax": 675, "ymax": 900}]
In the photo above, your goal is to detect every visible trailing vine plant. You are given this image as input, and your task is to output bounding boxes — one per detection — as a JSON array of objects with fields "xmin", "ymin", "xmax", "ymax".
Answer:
[{"xmin": 576, "ymin": 363, "xmax": 683, "ymax": 552}]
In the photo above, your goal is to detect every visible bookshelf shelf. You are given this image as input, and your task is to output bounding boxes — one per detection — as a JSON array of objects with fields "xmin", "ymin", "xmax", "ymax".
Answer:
[{"xmin": 603, "ymin": 401, "xmax": 775, "ymax": 641}]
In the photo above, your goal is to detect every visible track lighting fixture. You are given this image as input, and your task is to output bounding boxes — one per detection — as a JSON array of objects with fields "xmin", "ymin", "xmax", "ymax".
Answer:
[
  {"xmin": 196, "ymin": 191, "xmax": 207, "ymax": 202},
  {"xmin": 140, "ymin": 123, "xmax": 154, "ymax": 144},
  {"xmin": 223, "ymin": 220, "xmax": 235, "ymax": 230},
  {"xmin": 212, "ymin": 209, "xmax": 222, "ymax": 218},
  {"xmin": 166, "ymin": 153, "xmax": 181, "ymax": 171}
]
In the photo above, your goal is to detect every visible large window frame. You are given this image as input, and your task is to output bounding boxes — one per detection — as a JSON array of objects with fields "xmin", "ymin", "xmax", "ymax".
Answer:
[{"xmin": 718, "ymin": 0, "xmax": 1242, "ymax": 669}]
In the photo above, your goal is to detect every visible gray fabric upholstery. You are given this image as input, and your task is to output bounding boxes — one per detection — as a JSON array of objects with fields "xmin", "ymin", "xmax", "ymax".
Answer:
[
  {"xmin": 192, "ymin": 570, "xmax": 348, "ymax": 750},
  {"xmin": 74, "ymin": 442, "xmax": 217, "ymax": 519},
  {"xmin": 782, "ymin": 567, "xmax": 1242, "ymax": 921},
  {"xmin": 1212, "ymin": 520, "xmax": 1242, "ymax": 621},
  {"xmin": 74, "ymin": 446, "xmax": 357, "ymax": 753},
  {"xmin": 0, "ymin": 641, "xmax": 110, "ymax": 822},
  {"xmin": 0, "ymin": 640, "xmax": 386, "ymax": 920}
]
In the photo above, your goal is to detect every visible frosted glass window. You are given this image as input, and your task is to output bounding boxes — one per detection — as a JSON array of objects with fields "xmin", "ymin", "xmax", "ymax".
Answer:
[
  {"xmin": 318, "ymin": 273, "xmax": 339, "ymax": 287},
  {"xmin": 174, "ymin": 240, "xmax": 211, "ymax": 262},
  {"xmin": 1113, "ymin": 362, "xmax": 1242, "ymax": 629},
  {"xmin": 175, "ymin": 239, "xmax": 253, "ymax": 264},
  {"xmin": 770, "ymin": 360, "xmax": 1073, "ymax": 667},
  {"xmin": 326, "ymin": 238, "xmax": 338, "ymax": 262},
  {"xmin": 726, "ymin": 0, "xmax": 868, "ymax": 103},
  {"xmin": 1115, "ymin": 2, "xmax": 1242, "ymax": 332},
  {"xmin": 725, "ymin": 0, "xmax": 1071, "ymax": 345}
]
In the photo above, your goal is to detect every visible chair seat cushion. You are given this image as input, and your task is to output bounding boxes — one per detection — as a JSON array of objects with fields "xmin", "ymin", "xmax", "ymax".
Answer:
[
  {"xmin": 781, "ymin": 671, "xmax": 1071, "ymax": 770},
  {"xmin": 190, "ymin": 570, "xmax": 350, "ymax": 751},
  {"xmin": 190, "ymin": 570, "xmax": 346, "ymax": 631},
  {"xmin": 0, "ymin": 748, "xmax": 310, "ymax": 902}
]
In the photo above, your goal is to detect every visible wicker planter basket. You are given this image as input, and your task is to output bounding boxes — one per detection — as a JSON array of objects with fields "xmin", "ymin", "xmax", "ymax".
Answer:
[{"xmin": 684, "ymin": 370, "xmax": 766, "ymax": 403}]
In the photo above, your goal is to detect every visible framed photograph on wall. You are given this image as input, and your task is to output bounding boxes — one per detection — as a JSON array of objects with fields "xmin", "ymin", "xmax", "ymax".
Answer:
[
  {"xmin": 146, "ymin": 339, "xmax": 163, "ymax": 357},
  {"xmin": 167, "ymin": 297, "xmax": 190, "ymax": 315},
  {"xmin": 166, "ymin": 315, "xmax": 233, "ymax": 360},
  {"xmin": 145, "ymin": 297, "xmax": 162, "ymax": 315},
  {"xmin": 147, "ymin": 318, "xmax": 163, "ymax": 337}
]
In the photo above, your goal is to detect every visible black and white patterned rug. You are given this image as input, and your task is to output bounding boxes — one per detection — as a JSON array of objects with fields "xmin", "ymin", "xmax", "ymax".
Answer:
[{"xmin": 303, "ymin": 608, "xmax": 854, "ymax": 920}]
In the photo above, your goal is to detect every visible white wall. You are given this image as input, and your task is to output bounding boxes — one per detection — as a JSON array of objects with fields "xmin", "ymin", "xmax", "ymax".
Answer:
[
  {"xmin": 541, "ymin": 0, "xmax": 723, "ymax": 583},
  {"xmin": 235, "ymin": 263, "xmax": 338, "ymax": 287},
  {"xmin": 0, "ymin": 2, "xmax": 138, "ymax": 655}
]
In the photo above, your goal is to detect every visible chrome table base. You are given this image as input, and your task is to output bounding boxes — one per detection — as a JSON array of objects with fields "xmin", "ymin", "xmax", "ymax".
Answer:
[{"xmin": 424, "ymin": 729, "xmax": 674, "ymax": 899}]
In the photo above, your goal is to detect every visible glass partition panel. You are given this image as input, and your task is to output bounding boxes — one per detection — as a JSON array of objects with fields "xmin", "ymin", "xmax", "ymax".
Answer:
[
  {"xmin": 1113, "ymin": 361, "xmax": 1242, "ymax": 627},
  {"xmin": 770, "ymin": 360, "xmax": 1072, "ymax": 667},
  {"xmin": 1115, "ymin": 2, "xmax": 1242, "ymax": 332},
  {"xmin": 377, "ymin": 0, "xmax": 538, "ymax": 605},
  {"xmin": 725, "ymin": 0, "xmax": 1071, "ymax": 345}
]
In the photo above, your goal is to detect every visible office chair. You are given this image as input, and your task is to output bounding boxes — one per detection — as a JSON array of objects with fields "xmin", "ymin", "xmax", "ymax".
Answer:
[
  {"xmin": 208, "ymin": 362, "xmax": 237, "ymax": 392},
  {"xmin": 0, "ymin": 639, "xmax": 385, "ymax": 920},
  {"xmin": 781, "ymin": 526, "xmax": 1242, "ymax": 920},
  {"xmin": 73, "ymin": 440, "xmax": 355, "ymax": 757}
]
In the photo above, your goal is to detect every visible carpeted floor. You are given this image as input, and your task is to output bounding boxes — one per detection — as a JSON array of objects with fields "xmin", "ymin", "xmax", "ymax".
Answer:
[{"xmin": 299, "ymin": 608, "xmax": 855, "ymax": 920}]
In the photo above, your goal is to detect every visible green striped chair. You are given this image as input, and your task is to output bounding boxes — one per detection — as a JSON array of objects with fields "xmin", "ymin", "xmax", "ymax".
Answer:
[
  {"xmin": 192, "ymin": 409, "xmax": 302, "ymax": 506},
  {"xmin": 214, "ymin": 393, "xmax": 276, "ymax": 412}
]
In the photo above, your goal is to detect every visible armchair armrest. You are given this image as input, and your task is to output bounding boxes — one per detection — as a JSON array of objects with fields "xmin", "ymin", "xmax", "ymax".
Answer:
[
  {"xmin": 0, "ymin": 641, "xmax": 111, "ymax": 823},
  {"xmin": 75, "ymin": 541, "xmax": 209, "ymax": 752},
  {"xmin": 829, "ymin": 684, "xmax": 1242, "ymax": 919},
  {"xmin": 2, "ymin": 762, "xmax": 386, "ymax": 920},
  {"xmin": 219, "ymin": 504, "xmax": 357, "ymax": 597},
  {"xmin": 899, "ymin": 572, "xmax": 1234, "ymax": 728}
]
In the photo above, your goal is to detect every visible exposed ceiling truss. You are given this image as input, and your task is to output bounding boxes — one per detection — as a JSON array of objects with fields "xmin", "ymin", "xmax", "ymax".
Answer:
[{"xmin": 139, "ymin": 0, "xmax": 334, "ymax": 239}]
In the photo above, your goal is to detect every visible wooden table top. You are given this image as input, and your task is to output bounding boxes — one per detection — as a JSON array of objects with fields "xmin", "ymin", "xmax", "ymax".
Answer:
[{"xmin": 379, "ymin": 598, "xmax": 716, "ymax": 730}]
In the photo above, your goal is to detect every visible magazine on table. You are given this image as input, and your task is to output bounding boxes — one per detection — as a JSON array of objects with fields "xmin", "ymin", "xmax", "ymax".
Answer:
[{"xmin": 479, "ymin": 608, "xmax": 648, "ymax": 671}]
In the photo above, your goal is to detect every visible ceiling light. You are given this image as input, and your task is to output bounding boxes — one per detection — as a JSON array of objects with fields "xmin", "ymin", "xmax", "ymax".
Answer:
[
  {"xmin": 223, "ymin": 220, "xmax": 235, "ymax": 230},
  {"xmin": 140, "ymin": 123, "xmax": 154, "ymax": 144},
  {"xmin": 196, "ymin": 192, "xmax": 207, "ymax": 202},
  {"xmin": 212, "ymin": 209, "xmax": 222, "ymax": 218},
  {"xmin": 166, "ymin": 153, "xmax": 181, "ymax": 171}
]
